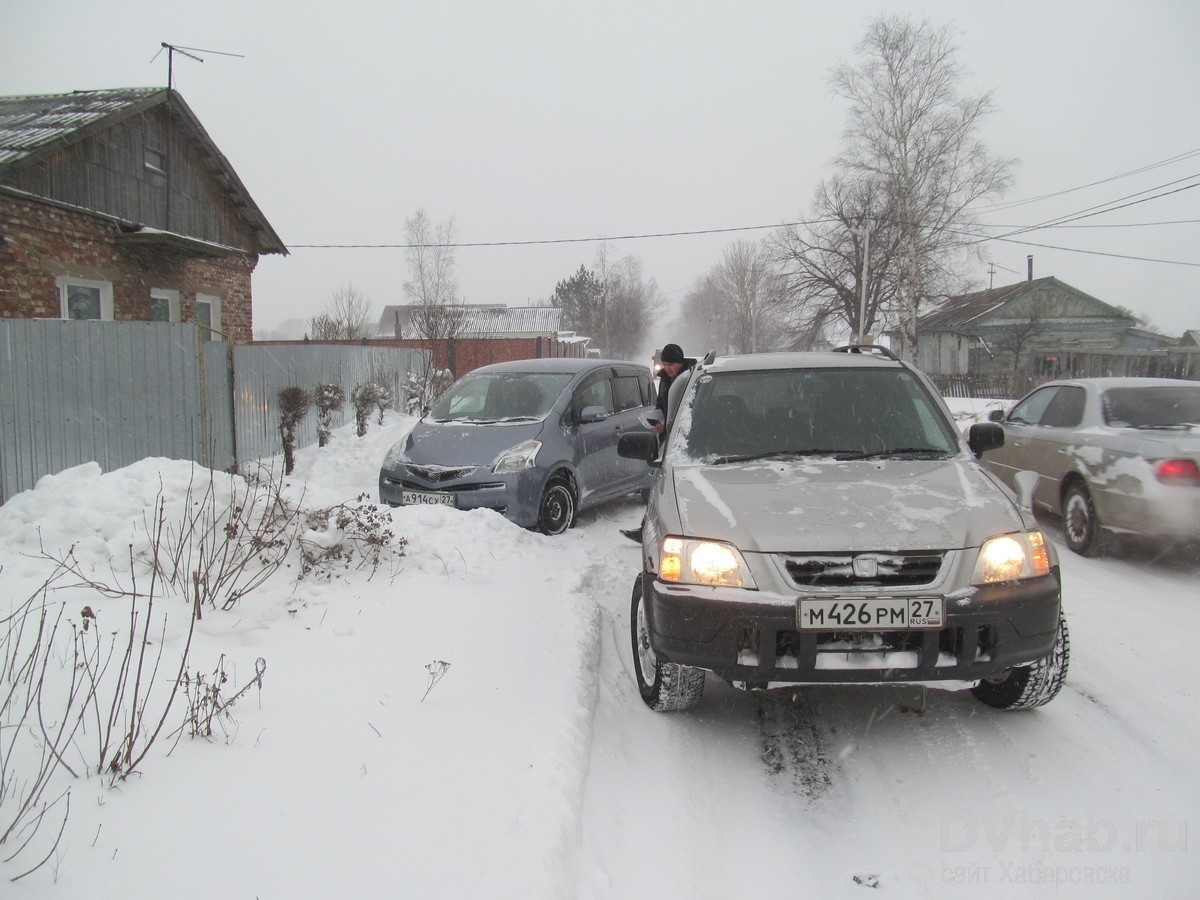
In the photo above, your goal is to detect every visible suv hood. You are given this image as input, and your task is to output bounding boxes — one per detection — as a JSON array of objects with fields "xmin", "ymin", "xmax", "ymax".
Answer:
[{"xmin": 669, "ymin": 458, "xmax": 1027, "ymax": 553}]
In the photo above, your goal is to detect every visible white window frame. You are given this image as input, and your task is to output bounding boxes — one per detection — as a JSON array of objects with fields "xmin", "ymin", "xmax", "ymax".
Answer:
[
  {"xmin": 57, "ymin": 276, "xmax": 114, "ymax": 321},
  {"xmin": 195, "ymin": 292, "xmax": 223, "ymax": 341},
  {"xmin": 149, "ymin": 288, "xmax": 181, "ymax": 323}
]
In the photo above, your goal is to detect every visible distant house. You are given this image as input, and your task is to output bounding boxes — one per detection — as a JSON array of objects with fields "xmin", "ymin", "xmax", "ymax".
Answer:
[
  {"xmin": 889, "ymin": 276, "xmax": 1184, "ymax": 385},
  {"xmin": 0, "ymin": 88, "xmax": 285, "ymax": 343},
  {"xmin": 370, "ymin": 304, "xmax": 586, "ymax": 375},
  {"xmin": 376, "ymin": 304, "xmax": 565, "ymax": 340}
]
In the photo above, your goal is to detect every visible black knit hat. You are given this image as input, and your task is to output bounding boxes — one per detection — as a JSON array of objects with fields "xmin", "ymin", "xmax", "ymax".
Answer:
[{"xmin": 660, "ymin": 343, "xmax": 685, "ymax": 364}]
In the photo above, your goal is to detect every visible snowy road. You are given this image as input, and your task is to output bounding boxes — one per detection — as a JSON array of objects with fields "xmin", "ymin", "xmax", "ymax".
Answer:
[{"xmin": 574, "ymin": 499, "xmax": 1198, "ymax": 899}]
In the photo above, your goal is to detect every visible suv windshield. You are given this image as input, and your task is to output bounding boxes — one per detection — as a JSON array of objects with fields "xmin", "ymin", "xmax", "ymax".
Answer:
[
  {"xmin": 429, "ymin": 373, "xmax": 572, "ymax": 423},
  {"xmin": 672, "ymin": 367, "xmax": 961, "ymax": 462}
]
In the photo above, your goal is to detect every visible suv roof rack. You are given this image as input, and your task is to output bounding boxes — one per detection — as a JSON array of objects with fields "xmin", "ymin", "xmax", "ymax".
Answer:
[{"xmin": 832, "ymin": 343, "xmax": 900, "ymax": 362}]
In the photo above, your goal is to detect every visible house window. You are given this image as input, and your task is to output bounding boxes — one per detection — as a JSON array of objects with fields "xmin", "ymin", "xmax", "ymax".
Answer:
[
  {"xmin": 58, "ymin": 277, "xmax": 113, "ymax": 320},
  {"xmin": 150, "ymin": 289, "xmax": 180, "ymax": 323},
  {"xmin": 144, "ymin": 147, "xmax": 167, "ymax": 185},
  {"xmin": 195, "ymin": 293, "xmax": 222, "ymax": 341}
]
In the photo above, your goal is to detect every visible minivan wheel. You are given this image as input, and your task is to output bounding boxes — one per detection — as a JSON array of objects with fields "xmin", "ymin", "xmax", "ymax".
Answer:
[
  {"xmin": 536, "ymin": 476, "xmax": 576, "ymax": 536},
  {"xmin": 1062, "ymin": 482, "xmax": 1103, "ymax": 557},
  {"xmin": 630, "ymin": 574, "xmax": 705, "ymax": 711},
  {"xmin": 972, "ymin": 612, "xmax": 1070, "ymax": 710}
]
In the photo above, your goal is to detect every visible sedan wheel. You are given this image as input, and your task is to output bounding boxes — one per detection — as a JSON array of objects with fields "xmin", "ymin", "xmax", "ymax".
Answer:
[
  {"xmin": 1062, "ymin": 482, "xmax": 1102, "ymax": 557},
  {"xmin": 536, "ymin": 476, "xmax": 576, "ymax": 535}
]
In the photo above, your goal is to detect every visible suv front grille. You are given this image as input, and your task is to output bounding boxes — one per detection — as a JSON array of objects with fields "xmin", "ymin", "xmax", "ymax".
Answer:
[{"xmin": 782, "ymin": 551, "xmax": 945, "ymax": 588}]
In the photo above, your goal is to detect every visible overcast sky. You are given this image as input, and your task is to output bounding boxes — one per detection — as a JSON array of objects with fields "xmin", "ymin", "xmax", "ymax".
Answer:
[{"xmin": 3, "ymin": 0, "xmax": 1197, "ymax": 341}]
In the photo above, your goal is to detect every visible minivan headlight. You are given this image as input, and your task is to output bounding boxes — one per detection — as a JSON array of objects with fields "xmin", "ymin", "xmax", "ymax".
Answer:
[
  {"xmin": 972, "ymin": 530, "xmax": 1051, "ymax": 584},
  {"xmin": 381, "ymin": 440, "xmax": 410, "ymax": 471},
  {"xmin": 660, "ymin": 537, "xmax": 757, "ymax": 588},
  {"xmin": 493, "ymin": 440, "xmax": 541, "ymax": 474}
]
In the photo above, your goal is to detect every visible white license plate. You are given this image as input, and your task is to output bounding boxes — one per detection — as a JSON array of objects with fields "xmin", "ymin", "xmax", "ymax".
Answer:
[
  {"xmin": 401, "ymin": 489, "xmax": 455, "ymax": 507},
  {"xmin": 797, "ymin": 597, "xmax": 944, "ymax": 630}
]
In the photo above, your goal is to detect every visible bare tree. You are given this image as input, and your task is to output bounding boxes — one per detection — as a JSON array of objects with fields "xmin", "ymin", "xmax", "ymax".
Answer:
[
  {"xmin": 830, "ymin": 14, "xmax": 1015, "ymax": 358},
  {"xmin": 403, "ymin": 209, "xmax": 466, "ymax": 341},
  {"xmin": 772, "ymin": 174, "xmax": 903, "ymax": 343},
  {"xmin": 673, "ymin": 274, "xmax": 732, "ymax": 354},
  {"xmin": 992, "ymin": 300, "xmax": 1047, "ymax": 374},
  {"xmin": 307, "ymin": 282, "xmax": 375, "ymax": 340},
  {"xmin": 707, "ymin": 240, "xmax": 791, "ymax": 353},
  {"xmin": 603, "ymin": 255, "xmax": 661, "ymax": 360}
]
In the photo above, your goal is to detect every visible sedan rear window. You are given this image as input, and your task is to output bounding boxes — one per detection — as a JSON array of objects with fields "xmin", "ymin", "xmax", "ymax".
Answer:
[{"xmin": 1103, "ymin": 385, "xmax": 1200, "ymax": 429}]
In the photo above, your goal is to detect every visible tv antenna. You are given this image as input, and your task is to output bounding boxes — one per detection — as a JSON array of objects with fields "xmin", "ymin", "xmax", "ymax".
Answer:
[{"xmin": 152, "ymin": 43, "xmax": 244, "ymax": 90}]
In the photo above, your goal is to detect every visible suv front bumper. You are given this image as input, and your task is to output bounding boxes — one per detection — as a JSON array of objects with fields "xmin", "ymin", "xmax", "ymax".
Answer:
[{"xmin": 643, "ymin": 572, "xmax": 1062, "ymax": 688}]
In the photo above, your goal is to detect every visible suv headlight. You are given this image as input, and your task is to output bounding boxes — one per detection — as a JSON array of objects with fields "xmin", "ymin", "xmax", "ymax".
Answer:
[
  {"xmin": 493, "ymin": 440, "xmax": 541, "ymax": 474},
  {"xmin": 660, "ymin": 537, "xmax": 757, "ymax": 588},
  {"xmin": 972, "ymin": 530, "xmax": 1051, "ymax": 584}
]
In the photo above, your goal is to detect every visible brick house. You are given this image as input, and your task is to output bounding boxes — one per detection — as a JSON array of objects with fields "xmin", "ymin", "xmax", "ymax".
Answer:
[{"xmin": 0, "ymin": 88, "xmax": 285, "ymax": 343}]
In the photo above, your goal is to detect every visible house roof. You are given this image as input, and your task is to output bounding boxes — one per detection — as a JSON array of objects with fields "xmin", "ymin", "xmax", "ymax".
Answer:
[
  {"xmin": 0, "ymin": 88, "xmax": 286, "ymax": 255},
  {"xmin": 376, "ymin": 304, "xmax": 563, "ymax": 337},
  {"xmin": 917, "ymin": 276, "xmax": 1132, "ymax": 331}
]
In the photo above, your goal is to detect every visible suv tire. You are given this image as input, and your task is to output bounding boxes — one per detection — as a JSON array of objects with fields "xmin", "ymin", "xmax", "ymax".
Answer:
[
  {"xmin": 972, "ymin": 612, "xmax": 1070, "ymax": 710},
  {"xmin": 630, "ymin": 574, "xmax": 705, "ymax": 711}
]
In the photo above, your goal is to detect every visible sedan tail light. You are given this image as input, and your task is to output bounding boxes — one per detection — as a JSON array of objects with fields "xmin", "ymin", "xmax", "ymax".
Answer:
[{"xmin": 1154, "ymin": 458, "xmax": 1200, "ymax": 486}]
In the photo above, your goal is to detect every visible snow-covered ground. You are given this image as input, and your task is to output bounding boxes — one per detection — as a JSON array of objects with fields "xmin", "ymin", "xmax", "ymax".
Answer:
[{"xmin": 1, "ymin": 400, "xmax": 1195, "ymax": 898}]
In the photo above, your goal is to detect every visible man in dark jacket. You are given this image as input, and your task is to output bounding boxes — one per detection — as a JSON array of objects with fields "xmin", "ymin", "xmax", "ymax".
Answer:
[
  {"xmin": 649, "ymin": 343, "xmax": 695, "ymax": 438},
  {"xmin": 620, "ymin": 343, "xmax": 696, "ymax": 542}
]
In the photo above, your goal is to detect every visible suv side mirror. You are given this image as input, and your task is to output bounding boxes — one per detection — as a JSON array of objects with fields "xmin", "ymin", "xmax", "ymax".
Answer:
[
  {"xmin": 579, "ymin": 404, "xmax": 609, "ymax": 424},
  {"xmin": 967, "ymin": 422, "xmax": 1004, "ymax": 457},
  {"xmin": 987, "ymin": 409, "xmax": 1005, "ymax": 422}
]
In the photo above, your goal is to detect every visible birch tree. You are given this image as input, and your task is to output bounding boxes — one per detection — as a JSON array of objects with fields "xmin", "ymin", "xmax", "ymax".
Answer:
[{"xmin": 827, "ymin": 14, "xmax": 1015, "ymax": 358}]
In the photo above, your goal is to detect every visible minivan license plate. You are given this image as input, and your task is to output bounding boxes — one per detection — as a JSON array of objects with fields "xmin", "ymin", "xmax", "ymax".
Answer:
[
  {"xmin": 402, "ymin": 489, "xmax": 455, "ymax": 507},
  {"xmin": 797, "ymin": 597, "xmax": 944, "ymax": 630}
]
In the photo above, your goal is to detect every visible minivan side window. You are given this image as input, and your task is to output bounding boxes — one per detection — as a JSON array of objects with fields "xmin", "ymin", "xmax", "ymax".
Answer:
[
  {"xmin": 612, "ymin": 374, "xmax": 644, "ymax": 412},
  {"xmin": 573, "ymin": 374, "xmax": 615, "ymax": 418}
]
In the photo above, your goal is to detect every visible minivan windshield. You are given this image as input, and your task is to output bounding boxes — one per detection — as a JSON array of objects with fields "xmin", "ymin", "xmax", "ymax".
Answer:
[
  {"xmin": 673, "ymin": 367, "xmax": 961, "ymax": 463},
  {"xmin": 428, "ymin": 372, "xmax": 573, "ymax": 423}
]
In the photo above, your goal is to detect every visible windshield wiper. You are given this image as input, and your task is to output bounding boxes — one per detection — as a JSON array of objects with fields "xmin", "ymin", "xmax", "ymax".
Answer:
[
  {"xmin": 706, "ymin": 449, "xmax": 843, "ymax": 465},
  {"xmin": 834, "ymin": 448, "xmax": 953, "ymax": 461}
]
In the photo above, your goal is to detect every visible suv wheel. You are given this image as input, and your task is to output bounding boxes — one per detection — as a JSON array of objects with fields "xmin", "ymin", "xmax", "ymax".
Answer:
[
  {"xmin": 537, "ymin": 476, "xmax": 576, "ymax": 535},
  {"xmin": 1062, "ymin": 482, "xmax": 1103, "ymax": 557},
  {"xmin": 630, "ymin": 574, "xmax": 705, "ymax": 711},
  {"xmin": 972, "ymin": 612, "xmax": 1070, "ymax": 710}
]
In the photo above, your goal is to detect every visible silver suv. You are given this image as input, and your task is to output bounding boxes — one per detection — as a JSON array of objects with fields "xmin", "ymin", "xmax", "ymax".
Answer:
[{"xmin": 618, "ymin": 346, "xmax": 1069, "ymax": 712}]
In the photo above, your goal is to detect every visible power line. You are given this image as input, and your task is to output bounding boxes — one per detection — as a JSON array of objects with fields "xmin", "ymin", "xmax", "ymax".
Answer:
[
  {"xmin": 289, "ymin": 156, "xmax": 1200, "ymax": 256},
  {"xmin": 289, "ymin": 220, "xmax": 813, "ymax": 250},
  {"xmin": 977, "ymin": 146, "xmax": 1200, "ymax": 213},
  {"xmin": 985, "ymin": 236, "xmax": 1200, "ymax": 268}
]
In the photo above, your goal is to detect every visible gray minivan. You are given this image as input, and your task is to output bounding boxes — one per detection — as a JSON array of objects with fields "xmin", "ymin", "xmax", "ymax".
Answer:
[{"xmin": 379, "ymin": 358, "xmax": 656, "ymax": 534}]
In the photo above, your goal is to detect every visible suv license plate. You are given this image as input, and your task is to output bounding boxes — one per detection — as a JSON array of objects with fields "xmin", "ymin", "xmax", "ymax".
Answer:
[
  {"xmin": 797, "ymin": 597, "xmax": 944, "ymax": 631},
  {"xmin": 402, "ymin": 489, "xmax": 455, "ymax": 507}
]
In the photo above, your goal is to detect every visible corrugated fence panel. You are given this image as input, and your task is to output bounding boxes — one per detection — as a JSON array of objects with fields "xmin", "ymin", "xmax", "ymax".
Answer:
[
  {"xmin": 0, "ymin": 323, "xmax": 426, "ymax": 504},
  {"xmin": 232, "ymin": 344, "xmax": 428, "ymax": 466},
  {"xmin": 0, "ymin": 319, "xmax": 233, "ymax": 503}
]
